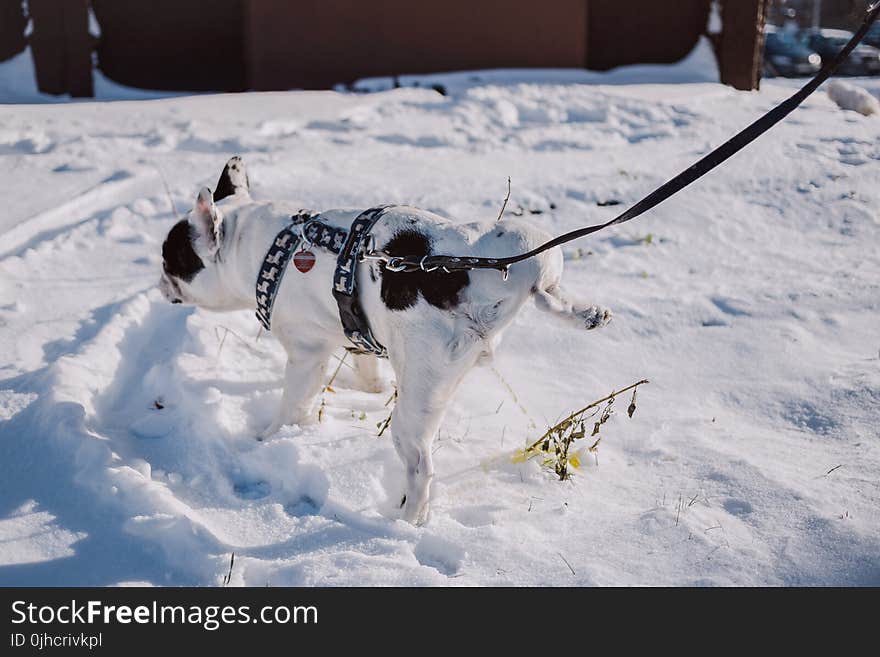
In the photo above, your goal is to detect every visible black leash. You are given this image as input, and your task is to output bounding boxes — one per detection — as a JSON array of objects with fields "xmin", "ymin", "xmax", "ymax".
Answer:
[{"xmin": 378, "ymin": 3, "xmax": 880, "ymax": 276}]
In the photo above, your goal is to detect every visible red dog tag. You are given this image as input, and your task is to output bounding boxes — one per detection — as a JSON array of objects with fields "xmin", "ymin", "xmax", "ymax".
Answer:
[{"xmin": 293, "ymin": 250, "xmax": 316, "ymax": 273}]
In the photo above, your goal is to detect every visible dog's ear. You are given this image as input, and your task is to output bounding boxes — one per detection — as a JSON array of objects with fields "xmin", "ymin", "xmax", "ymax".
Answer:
[
  {"xmin": 213, "ymin": 155, "xmax": 250, "ymax": 202},
  {"xmin": 189, "ymin": 187, "xmax": 223, "ymax": 255}
]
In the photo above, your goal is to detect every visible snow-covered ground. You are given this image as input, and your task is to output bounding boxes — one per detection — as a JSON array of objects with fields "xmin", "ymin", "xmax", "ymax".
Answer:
[{"xmin": 1, "ymin": 47, "xmax": 879, "ymax": 585}]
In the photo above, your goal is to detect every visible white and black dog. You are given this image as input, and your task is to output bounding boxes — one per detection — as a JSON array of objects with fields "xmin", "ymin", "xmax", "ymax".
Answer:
[{"xmin": 159, "ymin": 157, "xmax": 610, "ymax": 524}]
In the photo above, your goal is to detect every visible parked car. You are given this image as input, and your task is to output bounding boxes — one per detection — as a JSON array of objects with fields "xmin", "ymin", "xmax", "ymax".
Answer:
[
  {"xmin": 763, "ymin": 27, "xmax": 821, "ymax": 77},
  {"xmin": 803, "ymin": 29, "xmax": 880, "ymax": 76},
  {"xmin": 862, "ymin": 23, "xmax": 880, "ymax": 49}
]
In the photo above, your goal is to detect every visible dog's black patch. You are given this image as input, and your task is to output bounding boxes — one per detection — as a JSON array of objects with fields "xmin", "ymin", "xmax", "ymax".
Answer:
[
  {"xmin": 213, "ymin": 159, "xmax": 249, "ymax": 202},
  {"xmin": 380, "ymin": 229, "xmax": 468, "ymax": 311},
  {"xmin": 162, "ymin": 220, "xmax": 204, "ymax": 282}
]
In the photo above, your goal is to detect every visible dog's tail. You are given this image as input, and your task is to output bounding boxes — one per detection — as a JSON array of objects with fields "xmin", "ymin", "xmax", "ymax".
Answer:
[{"xmin": 532, "ymin": 283, "xmax": 611, "ymax": 331}]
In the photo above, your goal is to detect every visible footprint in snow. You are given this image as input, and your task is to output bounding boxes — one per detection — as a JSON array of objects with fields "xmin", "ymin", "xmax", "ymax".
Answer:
[
  {"xmin": 284, "ymin": 496, "xmax": 322, "ymax": 517},
  {"xmin": 232, "ymin": 480, "xmax": 272, "ymax": 500},
  {"xmin": 449, "ymin": 505, "xmax": 502, "ymax": 528},
  {"xmin": 414, "ymin": 534, "xmax": 466, "ymax": 577},
  {"xmin": 722, "ymin": 499, "xmax": 754, "ymax": 516},
  {"xmin": 710, "ymin": 297, "xmax": 750, "ymax": 317}
]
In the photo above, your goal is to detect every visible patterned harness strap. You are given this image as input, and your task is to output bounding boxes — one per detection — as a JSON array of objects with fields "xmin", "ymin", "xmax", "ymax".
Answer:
[
  {"xmin": 304, "ymin": 219, "xmax": 348, "ymax": 255},
  {"xmin": 332, "ymin": 206, "xmax": 391, "ymax": 357},
  {"xmin": 254, "ymin": 207, "xmax": 390, "ymax": 358},
  {"xmin": 254, "ymin": 212, "xmax": 311, "ymax": 331}
]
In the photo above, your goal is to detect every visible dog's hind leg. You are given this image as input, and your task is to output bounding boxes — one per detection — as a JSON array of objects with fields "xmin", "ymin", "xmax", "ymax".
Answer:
[
  {"xmin": 352, "ymin": 353, "xmax": 385, "ymax": 393},
  {"xmin": 532, "ymin": 284, "xmax": 612, "ymax": 331},
  {"xmin": 388, "ymin": 335, "xmax": 480, "ymax": 525}
]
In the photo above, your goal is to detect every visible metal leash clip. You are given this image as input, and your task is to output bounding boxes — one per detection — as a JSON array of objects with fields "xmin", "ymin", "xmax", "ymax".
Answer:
[
  {"xmin": 385, "ymin": 257, "xmax": 407, "ymax": 273},
  {"xmin": 299, "ymin": 220, "xmax": 315, "ymax": 251}
]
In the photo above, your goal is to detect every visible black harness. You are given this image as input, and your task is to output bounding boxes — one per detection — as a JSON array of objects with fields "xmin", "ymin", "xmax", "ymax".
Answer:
[
  {"xmin": 255, "ymin": 206, "xmax": 391, "ymax": 357},
  {"xmin": 330, "ymin": 206, "xmax": 390, "ymax": 356}
]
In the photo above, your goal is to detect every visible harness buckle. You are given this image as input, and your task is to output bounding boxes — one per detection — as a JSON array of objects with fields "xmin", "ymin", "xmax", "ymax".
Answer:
[{"xmin": 358, "ymin": 234, "xmax": 376, "ymax": 262}]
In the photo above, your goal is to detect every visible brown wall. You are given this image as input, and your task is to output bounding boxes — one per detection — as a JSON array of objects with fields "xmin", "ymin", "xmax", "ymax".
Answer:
[
  {"xmin": 820, "ymin": 0, "xmax": 870, "ymax": 29},
  {"xmin": 587, "ymin": 0, "xmax": 710, "ymax": 70},
  {"xmin": 91, "ymin": 0, "xmax": 247, "ymax": 91},
  {"xmin": 246, "ymin": 1, "xmax": 716, "ymax": 90},
  {"xmin": 245, "ymin": 0, "xmax": 587, "ymax": 90}
]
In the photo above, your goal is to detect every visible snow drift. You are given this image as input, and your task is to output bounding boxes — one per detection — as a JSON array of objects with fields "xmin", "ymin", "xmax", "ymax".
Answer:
[{"xmin": 826, "ymin": 79, "xmax": 880, "ymax": 116}]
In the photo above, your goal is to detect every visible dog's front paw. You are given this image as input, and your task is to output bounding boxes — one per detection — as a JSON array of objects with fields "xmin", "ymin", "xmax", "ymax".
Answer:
[
  {"xmin": 402, "ymin": 499, "xmax": 431, "ymax": 526},
  {"xmin": 257, "ymin": 410, "xmax": 315, "ymax": 440},
  {"xmin": 581, "ymin": 306, "xmax": 612, "ymax": 330}
]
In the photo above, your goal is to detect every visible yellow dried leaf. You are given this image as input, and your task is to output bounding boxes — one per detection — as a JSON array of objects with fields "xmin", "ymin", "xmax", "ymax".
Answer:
[
  {"xmin": 569, "ymin": 448, "xmax": 586, "ymax": 469},
  {"xmin": 511, "ymin": 449, "xmax": 531, "ymax": 464}
]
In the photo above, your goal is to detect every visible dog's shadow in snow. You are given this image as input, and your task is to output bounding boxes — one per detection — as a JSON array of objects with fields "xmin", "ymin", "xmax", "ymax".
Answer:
[{"xmin": 242, "ymin": 499, "xmax": 413, "ymax": 563}]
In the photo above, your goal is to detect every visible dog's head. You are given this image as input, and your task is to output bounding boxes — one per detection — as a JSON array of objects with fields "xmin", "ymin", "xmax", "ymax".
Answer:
[{"xmin": 159, "ymin": 156, "xmax": 250, "ymax": 309}]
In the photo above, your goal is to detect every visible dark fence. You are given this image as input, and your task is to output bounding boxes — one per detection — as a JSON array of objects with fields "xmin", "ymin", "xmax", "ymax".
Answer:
[
  {"xmin": 0, "ymin": 0, "xmax": 27, "ymax": 62},
  {"xmin": 28, "ymin": 0, "xmax": 94, "ymax": 97},
  {"xmin": 1, "ymin": 0, "xmax": 769, "ymax": 97}
]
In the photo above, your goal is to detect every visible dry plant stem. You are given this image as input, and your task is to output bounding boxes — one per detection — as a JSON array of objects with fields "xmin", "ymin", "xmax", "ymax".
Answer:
[
  {"xmin": 376, "ymin": 415, "xmax": 392, "ymax": 437},
  {"xmin": 152, "ymin": 163, "xmax": 179, "ymax": 220},
  {"xmin": 490, "ymin": 365, "xmax": 537, "ymax": 429},
  {"xmin": 216, "ymin": 327, "xmax": 229, "ymax": 359},
  {"xmin": 215, "ymin": 324, "xmax": 266, "ymax": 359},
  {"xmin": 222, "ymin": 552, "xmax": 235, "ymax": 586},
  {"xmin": 318, "ymin": 352, "xmax": 349, "ymax": 422},
  {"xmin": 324, "ymin": 351, "xmax": 349, "ymax": 390},
  {"xmin": 515, "ymin": 378, "xmax": 648, "ymax": 481},
  {"xmin": 558, "ymin": 552, "xmax": 576, "ymax": 576},
  {"xmin": 527, "ymin": 379, "xmax": 649, "ymax": 452},
  {"xmin": 330, "ymin": 352, "xmax": 356, "ymax": 371},
  {"xmin": 496, "ymin": 176, "xmax": 512, "ymax": 222},
  {"xmin": 376, "ymin": 386, "xmax": 398, "ymax": 436}
]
